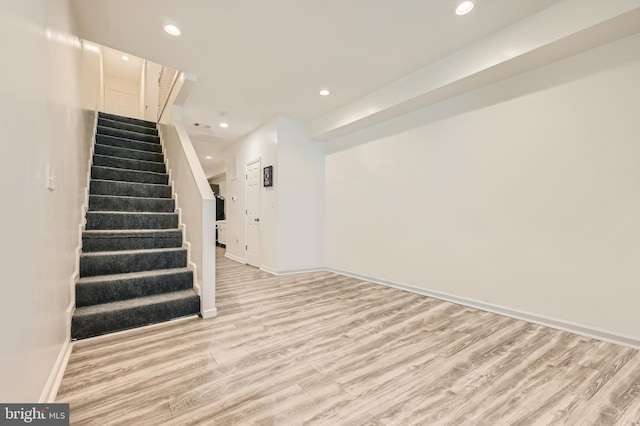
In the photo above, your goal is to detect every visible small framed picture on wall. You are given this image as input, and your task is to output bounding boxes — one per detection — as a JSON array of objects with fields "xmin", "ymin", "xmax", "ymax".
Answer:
[{"xmin": 263, "ymin": 166, "xmax": 273, "ymax": 187}]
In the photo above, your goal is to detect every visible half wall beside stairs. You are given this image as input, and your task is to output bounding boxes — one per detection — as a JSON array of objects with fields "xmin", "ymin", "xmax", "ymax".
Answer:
[
  {"xmin": 158, "ymin": 71, "xmax": 217, "ymax": 319},
  {"xmin": 72, "ymin": 112, "xmax": 200, "ymax": 339}
]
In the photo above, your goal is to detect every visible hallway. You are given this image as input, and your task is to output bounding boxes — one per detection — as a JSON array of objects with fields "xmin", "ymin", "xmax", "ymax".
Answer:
[{"xmin": 56, "ymin": 248, "xmax": 640, "ymax": 424}]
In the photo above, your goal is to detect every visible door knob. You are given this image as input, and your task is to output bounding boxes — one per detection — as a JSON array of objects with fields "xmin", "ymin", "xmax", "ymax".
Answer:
[{"xmin": 254, "ymin": 218, "xmax": 260, "ymax": 222}]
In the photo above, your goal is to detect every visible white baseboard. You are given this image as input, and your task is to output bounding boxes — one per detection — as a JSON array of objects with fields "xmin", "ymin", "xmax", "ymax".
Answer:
[
  {"xmin": 326, "ymin": 267, "xmax": 640, "ymax": 351},
  {"xmin": 261, "ymin": 266, "xmax": 326, "ymax": 276},
  {"xmin": 65, "ymin": 300, "xmax": 74, "ymax": 346},
  {"xmin": 193, "ymin": 280, "xmax": 202, "ymax": 296},
  {"xmin": 225, "ymin": 253, "xmax": 246, "ymax": 264},
  {"xmin": 39, "ymin": 337, "xmax": 73, "ymax": 403},
  {"xmin": 201, "ymin": 307, "xmax": 218, "ymax": 319},
  {"xmin": 227, "ymin": 255, "xmax": 321, "ymax": 277},
  {"xmin": 259, "ymin": 265, "xmax": 278, "ymax": 275}
]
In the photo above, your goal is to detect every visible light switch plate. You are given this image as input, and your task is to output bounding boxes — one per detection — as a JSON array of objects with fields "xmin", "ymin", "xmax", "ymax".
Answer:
[{"xmin": 46, "ymin": 164, "xmax": 56, "ymax": 190}]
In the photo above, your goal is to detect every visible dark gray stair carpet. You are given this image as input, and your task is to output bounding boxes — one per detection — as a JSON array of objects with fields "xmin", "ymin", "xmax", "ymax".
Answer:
[
  {"xmin": 72, "ymin": 112, "xmax": 199, "ymax": 340},
  {"xmin": 97, "ymin": 134, "xmax": 162, "ymax": 153},
  {"xmin": 76, "ymin": 268, "xmax": 193, "ymax": 306},
  {"xmin": 95, "ymin": 144, "xmax": 164, "ymax": 162},
  {"xmin": 90, "ymin": 179, "xmax": 171, "ymax": 198},
  {"xmin": 89, "ymin": 194, "xmax": 175, "ymax": 213},
  {"xmin": 72, "ymin": 289, "xmax": 200, "ymax": 339},
  {"xmin": 82, "ymin": 229, "xmax": 183, "ymax": 252},
  {"xmin": 98, "ymin": 117, "xmax": 159, "ymax": 135},
  {"xmin": 86, "ymin": 211, "xmax": 178, "ymax": 230},
  {"xmin": 98, "ymin": 111, "xmax": 156, "ymax": 129},
  {"xmin": 98, "ymin": 125, "xmax": 160, "ymax": 144},
  {"xmin": 80, "ymin": 247, "xmax": 187, "ymax": 277},
  {"xmin": 91, "ymin": 165, "xmax": 168, "ymax": 185},
  {"xmin": 93, "ymin": 154, "xmax": 166, "ymax": 174}
]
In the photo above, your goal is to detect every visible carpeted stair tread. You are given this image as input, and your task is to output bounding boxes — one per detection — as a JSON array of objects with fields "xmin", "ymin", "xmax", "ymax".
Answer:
[
  {"xmin": 93, "ymin": 154, "xmax": 166, "ymax": 174},
  {"xmin": 81, "ymin": 246, "xmax": 186, "ymax": 257},
  {"xmin": 95, "ymin": 144, "xmax": 164, "ymax": 163},
  {"xmin": 85, "ymin": 211, "xmax": 178, "ymax": 230},
  {"xmin": 97, "ymin": 125, "xmax": 160, "ymax": 144},
  {"xmin": 91, "ymin": 165, "xmax": 168, "ymax": 185},
  {"xmin": 76, "ymin": 268, "xmax": 193, "ymax": 307},
  {"xmin": 97, "ymin": 134, "xmax": 162, "ymax": 153},
  {"xmin": 74, "ymin": 288, "xmax": 198, "ymax": 315},
  {"xmin": 90, "ymin": 179, "xmax": 171, "ymax": 198},
  {"xmin": 77, "ymin": 267, "xmax": 191, "ymax": 284},
  {"xmin": 98, "ymin": 117, "xmax": 159, "ymax": 136},
  {"xmin": 71, "ymin": 289, "xmax": 200, "ymax": 339},
  {"xmin": 82, "ymin": 229, "xmax": 182, "ymax": 251},
  {"xmin": 80, "ymin": 247, "xmax": 187, "ymax": 277},
  {"xmin": 89, "ymin": 194, "xmax": 175, "ymax": 212},
  {"xmin": 98, "ymin": 112, "xmax": 156, "ymax": 128},
  {"xmin": 83, "ymin": 229, "xmax": 181, "ymax": 236}
]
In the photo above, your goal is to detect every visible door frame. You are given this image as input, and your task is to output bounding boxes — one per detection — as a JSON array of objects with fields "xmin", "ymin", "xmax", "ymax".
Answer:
[{"xmin": 245, "ymin": 158, "xmax": 261, "ymax": 267}]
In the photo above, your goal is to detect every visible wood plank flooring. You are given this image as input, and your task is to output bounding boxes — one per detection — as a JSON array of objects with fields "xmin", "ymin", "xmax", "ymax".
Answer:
[{"xmin": 57, "ymin": 248, "xmax": 640, "ymax": 425}]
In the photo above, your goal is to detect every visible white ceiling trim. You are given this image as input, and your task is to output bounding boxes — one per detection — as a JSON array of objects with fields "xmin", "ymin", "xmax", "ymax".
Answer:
[{"xmin": 309, "ymin": 0, "xmax": 640, "ymax": 141}]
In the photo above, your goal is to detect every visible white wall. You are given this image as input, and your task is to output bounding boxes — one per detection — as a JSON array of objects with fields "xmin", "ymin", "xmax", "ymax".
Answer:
[
  {"xmin": 139, "ymin": 60, "xmax": 146, "ymax": 119},
  {"xmin": 325, "ymin": 34, "xmax": 640, "ymax": 341},
  {"xmin": 277, "ymin": 117, "xmax": 324, "ymax": 272},
  {"xmin": 217, "ymin": 181, "xmax": 227, "ymax": 200},
  {"xmin": 145, "ymin": 61, "xmax": 162, "ymax": 121},
  {"xmin": 79, "ymin": 41, "xmax": 103, "ymax": 112},
  {"xmin": 223, "ymin": 117, "xmax": 324, "ymax": 273},
  {"xmin": 0, "ymin": 0, "xmax": 100, "ymax": 402},
  {"xmin": 103, "ymin": 75, "xmax": 140, "ymax": 118},
  {"xmin": 224, "ymin": 119, "xmax": 279, "ymax": 269}
]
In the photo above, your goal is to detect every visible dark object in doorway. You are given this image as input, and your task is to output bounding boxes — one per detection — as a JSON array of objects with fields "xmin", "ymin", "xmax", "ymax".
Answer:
[{"xmin": 215, "ymin": 195, "xmax": 225, "ymax": 221}]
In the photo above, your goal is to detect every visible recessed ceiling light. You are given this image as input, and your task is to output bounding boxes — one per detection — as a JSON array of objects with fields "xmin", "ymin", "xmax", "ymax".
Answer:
[
  {"xmin": 206, "ymin": 156, "xmax": 212, "ymax": 159},
  {"xmin": 455, "ymin": 0, "xmax": 475, "ymax": 16},
  {"xmin": 122, "ymin": 55, "xmax": 129, "ymax": 61},
  {"xmin": 219, "ymin": 122, "xmax": 229, "ymax": 128},
  {"xmin": 164, "ymin": 24, "xmax": 181, "ymax": 36},
  {"xmin": 319, "ymin": 89, "xmax": 330, "ymax": 96}
]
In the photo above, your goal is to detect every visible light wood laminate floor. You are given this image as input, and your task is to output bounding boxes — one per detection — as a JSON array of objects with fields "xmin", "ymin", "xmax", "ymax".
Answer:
[{"xmin": 57, "ymin": 248, "xmax": 640, "ymax": 425}]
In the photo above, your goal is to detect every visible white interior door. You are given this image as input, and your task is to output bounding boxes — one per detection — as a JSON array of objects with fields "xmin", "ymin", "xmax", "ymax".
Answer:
[
  {"xmin": 105, "ymin": 87, "xmax": 137, "ymax": 118},
  {"xmin": 245, "ymin": 159, "xmax": 261, "ymax": 267}
]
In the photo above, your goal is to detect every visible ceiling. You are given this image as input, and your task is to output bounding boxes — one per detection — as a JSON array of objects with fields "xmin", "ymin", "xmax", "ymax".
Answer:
[{"xmin": 71, "ymin": 0, "xmax": 564, "ymax": 174}]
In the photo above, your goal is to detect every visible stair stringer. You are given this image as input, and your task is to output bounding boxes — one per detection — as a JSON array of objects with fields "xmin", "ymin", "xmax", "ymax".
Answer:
[
  {"xmin": 68, "ymin": 110, "xmax": 100, "ymax": 338},
  {"xmin": 157, "ymin": 132, "xmax": 202, "ymax": 312}
]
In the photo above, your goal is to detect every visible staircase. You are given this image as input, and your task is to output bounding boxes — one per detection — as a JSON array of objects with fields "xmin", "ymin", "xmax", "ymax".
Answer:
[{"xmin": 72, "ymin": 112, "xmax": 200, "ymax": 339}]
